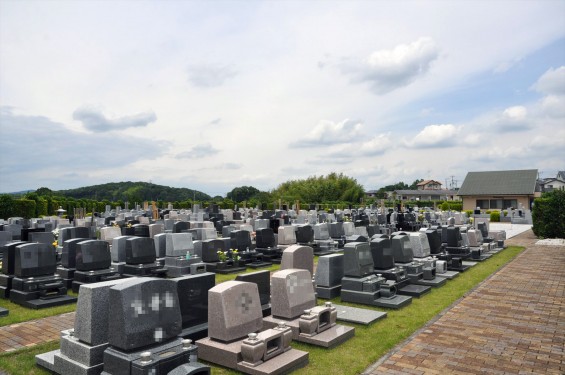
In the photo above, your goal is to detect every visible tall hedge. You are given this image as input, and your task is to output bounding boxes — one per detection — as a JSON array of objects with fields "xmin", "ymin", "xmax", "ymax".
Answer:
[
  {"xmin": 13, "ymin": 199, "xmax": 36, "ymax": 219},
  {"xmin": 532, "ymin": 190, "xmax": 565, "ymax": 238}
]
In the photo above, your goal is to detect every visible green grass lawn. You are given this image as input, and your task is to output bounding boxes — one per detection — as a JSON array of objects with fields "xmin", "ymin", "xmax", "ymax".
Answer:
[
  {"xmin": 0, "ymin": 291, "xmax": 78, "ymax": 327},
  {"xmin": 0, "ymin": 246, "xmax": 525, "ymax": 375}
]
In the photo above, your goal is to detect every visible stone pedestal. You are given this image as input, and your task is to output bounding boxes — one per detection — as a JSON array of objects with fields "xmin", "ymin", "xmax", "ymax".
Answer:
[{"xmin": 340, "ymin": 274, "xmax": 412, "ymax": 309}]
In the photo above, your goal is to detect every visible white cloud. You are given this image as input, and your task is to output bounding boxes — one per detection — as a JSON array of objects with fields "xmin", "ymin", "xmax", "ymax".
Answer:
[
  {"xmin": 176, "ymin": 143, "xmax": 219, "ymax": 159},
  {"xmin": 494, "ymin": 105, "xmax": 531, "ymax": 132},
  {"xmin": 540, "ymin": 95, "xmax": 565, "ymax": 118},
  {"xmin": 187, "ymin": 63, "xmax": 238, "ymax": 88},
  {"xmin": 290, "ymin": 119, "xmax": 363, "ymax": 148},
  {"xmin": 359, "ymin": 134, "xmax": 393, "ymax": 156},
  {"xmin": 532, "ymin": 66, "xmax": 565, "ymax": 95},
  {"xmin": 404, "ymin": 124, "xmax": 461, "ymax": 148},
  {"xmin": 72, "ymin": 107, "xmax": 157, "ymax": 132},
  {"xmin": 339, "ymin": 38, "xmax": 439, "ymax": 94}
]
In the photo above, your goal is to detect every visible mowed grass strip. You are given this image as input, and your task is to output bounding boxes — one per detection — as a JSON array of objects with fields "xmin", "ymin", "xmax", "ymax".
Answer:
[
  {"xmin": 0, "ymin": 291, "xmax": 78, "ymax": 327},
  {"xmin": 0, "ymin": 246, "xmax": 524, "ymax": 375}
]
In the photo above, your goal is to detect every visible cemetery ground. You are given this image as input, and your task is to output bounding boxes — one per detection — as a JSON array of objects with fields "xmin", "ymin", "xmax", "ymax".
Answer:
[{"xmin": 1, "ymin": 230, "xmax": 559, "ymax": 374}]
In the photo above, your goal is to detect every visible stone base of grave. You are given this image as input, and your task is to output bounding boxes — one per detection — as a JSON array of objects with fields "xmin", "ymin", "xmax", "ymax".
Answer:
[
  {"xmin": 236, "ymin": 348, "xmax": 309, "ymax": 375},
  {"xmin": 9, "ymin": 290, "xmax": 77, "ymax": 309},
  {"xmin": 179, "ymin": 322, "xmax": 209, "ymax": 341},
  {"xmin": 436, "ymin": 270, "xmax": 459, "ymax": 279},
  {"xmin": 315, "ymin": 284, "xmax": 341, "ymax": 299},
  {"xmin": 462, "ymin": 260, "xmax": 478, "ymax": 268},
  {"xmin": 340, "ymin": 288, "xmax": 412, "ymax": 309},
  {"xmin": 469, "ymin": 248, "xmax": 490, "ymax": 261},
  {"xmin": 445, "ymin": 246, "xmax": 471, "ymax": 258},
  {"xmin": 205, "ymin": 263, "xmax": 247, "ymax": 274},
  {"xmin": 0, "ymin": 307, "xmax": 8, "ymax": 317},
  {"xmin": 411, "ymin": 276, "xmax": 447, "ymax": 288},
  {"xmin": 55, "ymin": 267, "xmax": 75, "ymax": 289},
  {"xmin": 197, "ymin": 336, "xmax": 308, "ymax": 374},
  {"xmin": 165, "ymin": 265, "xmax": 193, "ymax": 278},
  {"xmin": 262, "ymin": 316, "xmax": 355, "ymax": 348},
  {"xmin": 331, "ymin": 304, "xmax": 387, "ymax": 325},
  {"xmin": 122, "ymin": 263, "xmax": 168, "ymax": 278},
  {"xmin": 377, "ymin": 270, "xmax": 431, "ymax": 298},
  {"xmin": 0, "ymin": 274, "xmax": 13, "ymax": 298},
  {"xmin": 110, "ymin": 262, "xmax": 125, "ymax": 275},
  {"xmin": 103, "ymin": 337, "xmax": 203, "ymax": 375},
  {"xmin": 246, "ymin": 261, "xmax": 273, "ymax": 269},
  {"xmin": 397, "ymin": 283, "xmax": 432, "ymax": 298},
  {"xmin": 35, "ymin": 350, "xmax": 57, "ymax": 373},
  {"xmin": 0, "ymin": 286, "xmax": 9, "ymax": 299},
  {"xmin": 71, "ymin": 270, "xmax": 121, "ymax": 293}
]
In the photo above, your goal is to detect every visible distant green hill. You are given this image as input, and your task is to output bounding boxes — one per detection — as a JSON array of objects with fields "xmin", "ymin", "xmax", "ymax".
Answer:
[{"xmin": 54, "ymin": 181, "xmax": 211, "ymax": 202}]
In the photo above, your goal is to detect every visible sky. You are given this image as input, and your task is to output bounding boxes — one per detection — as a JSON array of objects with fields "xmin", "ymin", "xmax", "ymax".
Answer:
[{"xmin": 1, "ymin": 0, "xmax": 564, "ymax": 197}]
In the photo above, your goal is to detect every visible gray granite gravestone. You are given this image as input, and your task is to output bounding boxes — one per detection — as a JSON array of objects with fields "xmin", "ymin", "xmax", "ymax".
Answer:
[
  {"xmin": 315, "ymin": 253, "xmax": 344, "ymax": 299},
  {"xmin": 35, "ymin": 278, "xmax": 129, "ymax": 375}
]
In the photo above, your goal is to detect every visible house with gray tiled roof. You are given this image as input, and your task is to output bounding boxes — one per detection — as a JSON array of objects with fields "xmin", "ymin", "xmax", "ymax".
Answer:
[{"xmin": 457, "ymin": 169, "xmax": 540, "ymax": 211}]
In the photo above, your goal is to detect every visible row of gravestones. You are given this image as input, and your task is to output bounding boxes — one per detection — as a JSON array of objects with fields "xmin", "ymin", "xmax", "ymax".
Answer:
[
  {"xmin": 0, "ymin": 217, "xmax": 504, "ymax": 310},
  {"xmin": 34, "ymin": 245, "xmax": 357, "ymax": 375},
  {"xmin": 34, "ymin": 227, "xmax": 508, "ymax": 375}
]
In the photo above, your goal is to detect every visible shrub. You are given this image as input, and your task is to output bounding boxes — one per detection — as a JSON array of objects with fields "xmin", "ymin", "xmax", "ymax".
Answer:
[
  {"xmin": 532, "ymin": 190, "xmax": 565, "ymax": 238},
  {"xmin": 490, "ymin": 211, "xmax": 500, "ymax": 222}
]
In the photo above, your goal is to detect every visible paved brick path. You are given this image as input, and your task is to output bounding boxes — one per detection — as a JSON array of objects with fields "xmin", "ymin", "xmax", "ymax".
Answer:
[
  {"xmin": 365, "ymin": 230, "xmax": 565, "ymax": 374},
  {"xmin": 0, "ymin": 312, "xmax": 74, "ymax": 353}
]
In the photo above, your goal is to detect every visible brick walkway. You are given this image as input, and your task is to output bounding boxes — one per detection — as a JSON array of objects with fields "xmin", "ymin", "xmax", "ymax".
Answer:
[
  {"xmin": 0, "ymin": 312, "xmax": 74, "ymax": 353},
  {"xmin": 365, "ymin": 229, "xmax": 565, "ymax": 374}
]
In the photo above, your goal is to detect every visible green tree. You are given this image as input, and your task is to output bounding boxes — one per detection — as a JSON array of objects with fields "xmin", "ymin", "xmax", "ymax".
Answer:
[
  {"xmin": 271, "ymin": 173, "xmax": 364, "ymax": 204},
  {"xmin": 0, "ymin": 194, "xmax": 16, "ymax": 219},
  {"xmin": 532, "ymin": 190, "xmax": 565, "ymax": 238},
  {"xmin": 227, "ymin": 186, "xmax": 261, "ymax": 202}
]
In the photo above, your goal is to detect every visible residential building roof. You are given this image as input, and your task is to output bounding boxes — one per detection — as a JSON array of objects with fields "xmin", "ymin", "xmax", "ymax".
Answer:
[
  {"xmin": 417, "ymin": 180, "xmax": 442, "ymax": 186},
  {"xmin": 394, "ymin": 189, "xmax": 457, "ymax": 196},
  {"xmin": 457, "ymin": 169, "xmax": 538, "ymax": 196}
]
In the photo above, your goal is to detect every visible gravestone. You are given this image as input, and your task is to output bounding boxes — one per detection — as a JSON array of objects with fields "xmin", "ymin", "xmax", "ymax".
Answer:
[
  {"xmin": 148, "ymin": 223, "xmax": 163, "ymax": 238},
  {"xmin": 264, "ymin": 269, "xmax": 355, "ymax": 348},
  {"xmin": 254, "ymin": 228, "xmax": 283, "ymax": 264},
  {"xmin": 277, "ymin": 226, "xmax": 297, "ymax": 246},
  {"xmin": 236, "ymin": 270, "xmax": 272, "ymax": 316},
  {"xmin": 103, "ymin": 278, "xmax": 209, "ymax": 374},
  {"xmin": 164, "ymin": 233, "xmax": 201, "ymax": 277},
  {"xmin": 10, "ymin": 243, "xmax": 77, "ymax": 308},
  {"xmin": 72, "ymin": 240, "xmax": 121, "ymax": 293},
  {"xmin": 99, "ymin": 227, "xmax": 122, "ymax": 243},
  {"xmin": 35, "ymin": 278, "xmax": 130, "ymax": 375},
  {"xmin": 314, "ymin": 254, "xmax": 343, "ymax": 299},
  {"xmin": 59, "ymin": 238, "xmax": 89, "ymax": 288},
  {"xmin": 0, "ymin": 240, "xmax": 27, "ymax": 298},
  {"xmin": 197, "ymin": 280, "xmax": 309, "ymax": 374},
  {"xmin": 173, "ymin": 272, "xmax": 216, "ymax": 340},
  {"xmin": 340, "ymin": 242, "xmax": 412, "ymax": 309},
  {"xmin": 280, "ymin": 245, "xmax": 314, "ymax": 276},
  {"xmin": 153, "ymin": 232, "xmax": 167, "ymax": 258},
  {"xmin": 122, "ymin": 237, "xmax": 167, "ymax": 278},
  {"xmin": 29, "ymin": 231, "xmax": 54, "ymax": 245}
]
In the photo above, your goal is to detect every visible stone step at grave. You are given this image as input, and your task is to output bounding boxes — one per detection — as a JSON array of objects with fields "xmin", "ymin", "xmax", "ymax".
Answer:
[
  {"xmin": 331, "ymin": 304, "xmax": 387, "ymax": 325},
  {"xmin": 396, "ymin": 284, "xmax": 432, "ymax": 298}
]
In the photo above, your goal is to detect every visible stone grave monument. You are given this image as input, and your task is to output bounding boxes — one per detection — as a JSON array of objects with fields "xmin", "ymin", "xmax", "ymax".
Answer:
[
  {"xmin": 9, "ymin": 242, "xmax": 77, "ymax": 308},
  {"xmin": 340, "ymin": 242, "xmax": 412, "ymax": 309},
  {"xmin": 71, "ymin": 240, "xmax": 121, "ymax": 293},
  {"xmin": 197, "ymin": 280, "xmax": 309, "ymax": 374},
  {"xmin": 35, "ymin": 278, "xmax": 129, "ymax": 374},
  {"xmin": 263, "ymin": 269, "xmax": 354, "ymax": 348}
]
